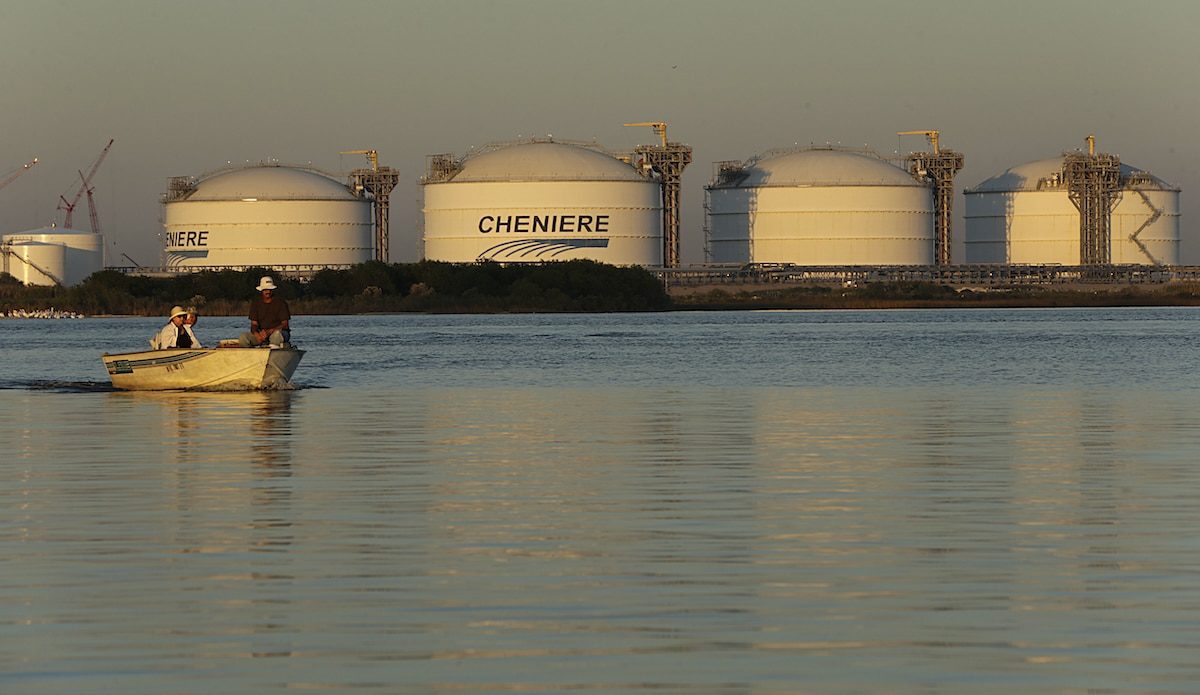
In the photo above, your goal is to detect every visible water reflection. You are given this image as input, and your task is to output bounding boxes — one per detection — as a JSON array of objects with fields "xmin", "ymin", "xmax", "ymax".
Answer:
[
  {"xmin": 7, "ymin": 311, "xmax": 1200, "ymax": 693},
  {"xmin": 248, "ymin": 390, "xmax": 295, "ymax": 475},
  {"xmin": 98, "ymin": 390, "xmax": 301, "ymax": 550},
  {"xmin": 104, "ymin": 389, "xmax": 297, "ymax": 466}
]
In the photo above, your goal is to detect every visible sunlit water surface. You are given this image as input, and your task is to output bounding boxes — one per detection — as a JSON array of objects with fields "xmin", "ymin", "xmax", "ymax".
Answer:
[{"xmin": 4, "ymin": 309, "xmax": 1200, "ymax": 694}]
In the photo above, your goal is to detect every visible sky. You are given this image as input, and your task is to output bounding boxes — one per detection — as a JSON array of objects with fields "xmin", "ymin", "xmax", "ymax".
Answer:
[{"xmin": 2, "ymin": 0, "xmax": 1198, "ymax": 266}]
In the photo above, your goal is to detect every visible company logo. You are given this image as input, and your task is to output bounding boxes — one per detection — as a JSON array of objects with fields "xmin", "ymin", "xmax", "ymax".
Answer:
[
  {"xmin": 478, "ymin": 214, "xmax": 610, "ymax": 234},
  {"xmin": 166, "ymin": 250, "xmax": 210, "ymax": 266},
  {"xmin": 478, "ymin": 238, "xmax": 610, "ymax": 260},
  {"xmin": 166, "ymin": 230, "xmax": 209, "ymax": 247}
]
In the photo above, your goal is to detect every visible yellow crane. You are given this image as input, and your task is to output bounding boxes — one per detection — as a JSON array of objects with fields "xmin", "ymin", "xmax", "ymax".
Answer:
[
  {"xmin": 898, "ymin": 130, "xmax": 940, "ymax": 154},
  {"xmin": 624, "ymin": 122, "xmax": 668, "ymax": 148},
  {"xmin": 340, "ymin": 149, "xmax": 379, "ymax": 171}
]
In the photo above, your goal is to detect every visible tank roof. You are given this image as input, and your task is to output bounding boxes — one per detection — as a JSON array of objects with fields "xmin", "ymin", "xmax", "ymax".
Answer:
[
  {"xmin": 4, "ymin": 226, "xmax": 98, "ymax": 238},
  {"xmin": 448, "ymin": 141, "xmax": 645, "ymax": 183},
  {"xmin": 728, "ymin": 148, "xmax": 921, "ymax": 188},
  {"xmin": 186, "ymin": 164, "xmax": 355, "ymax": 201},
  {"xmin": 968, "ymin": 156, "xmax": 1178, "ymax": 193}
]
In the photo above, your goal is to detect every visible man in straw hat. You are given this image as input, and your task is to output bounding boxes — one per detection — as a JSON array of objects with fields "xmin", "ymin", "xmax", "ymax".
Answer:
[
  {"xmin": 152, "ymin": 305, "xmax": 198, "ymax": 350},
  {"xmin": 238, "ymin": 275, "xmax": 291, "ymax": 348}
]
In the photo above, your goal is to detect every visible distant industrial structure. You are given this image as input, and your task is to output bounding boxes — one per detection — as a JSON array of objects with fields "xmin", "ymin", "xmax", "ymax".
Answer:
[
  {"xmin": 964, "ymin": 136, "xmax": 1179, "ymax": 265},
  {"xmin": 160, "ymin": 162, "xmax": 375, "ymax": 271},
  {"xmin": 422, "ymin": 139, "xmax": 663, "ymax": 265},
  {"xmin": 1, "ymin": 142, "xmax": 110, "ymax": 286},
  {"xmin": 341, "ymin": 149, "xmax": 399, "ymax": 263},
  {"xmin": 705, "ymin": 146, "xmax": 936, "ymax": 265},
  {"xmin": 0, "ymin": 130, "xmax": 1188, "ymax": 288},
  {"xmin": 421, "ymin": 125, "xmax": 691, "ymax": 267},
  {"xmin": 1, "ymin": 227, "xmax": 103, "ymax": 286},
  {"xmin": 702, "ymin": 132, "xmax": 1178, "ymax": 273},
  {"xmin": 624, "ymin": 122, "xmax": 692, "ymax": 267},
  {"xmin": 900, "ymin": 130, "xmax": 964, "ymax": 266}
]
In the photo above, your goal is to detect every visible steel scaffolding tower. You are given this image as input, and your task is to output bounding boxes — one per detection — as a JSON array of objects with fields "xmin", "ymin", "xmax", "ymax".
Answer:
[
  {"xmin": 1062, "ymin": 135, "xmax": 1122, "ymax": 265},
  {"xmin": 625, "ymin": 123, "xmax": 692, "ymax": 268},
  {"xmin": 900, "ymin": 131, "xmax": 963, "ymax": 266},
  {"xmin": 342, "ymin": 150, "xmax": 400, "ymax": 262}
]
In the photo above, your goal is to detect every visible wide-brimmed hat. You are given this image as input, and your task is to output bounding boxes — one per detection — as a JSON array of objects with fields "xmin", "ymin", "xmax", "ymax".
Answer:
[
  {"xmin": 170, "ymin": 305, "xmax": 188, "ymax": 319},
  {"xmin": 256, "ymin": 276, "xmax": 277, "ymax": 291}
]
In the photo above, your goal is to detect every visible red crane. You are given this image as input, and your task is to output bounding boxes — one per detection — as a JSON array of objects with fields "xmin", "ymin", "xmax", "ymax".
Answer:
[
  {"xmin": 0, "ymin": 157, "xmax": 39, "ymax": 193},
  {"xmin": 82, "ymin": 171, "xmax": 101, "ymax": 235},
  {"xmin": 57, "ymin": 139, "xmax": 113, "ymax": 229}
]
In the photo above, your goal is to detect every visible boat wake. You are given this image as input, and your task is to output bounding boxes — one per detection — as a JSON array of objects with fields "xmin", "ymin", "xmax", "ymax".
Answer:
[
  {"xmin": 2, "ymin": 380, "xmax": 119, "ymax": 393},
  {"xmin": 189, "ymin": 381, "xmax": 306, "ymax": 392},
  {"xmin": 0, "ymin": 380, "xmax": 314, "ymax": 393}
]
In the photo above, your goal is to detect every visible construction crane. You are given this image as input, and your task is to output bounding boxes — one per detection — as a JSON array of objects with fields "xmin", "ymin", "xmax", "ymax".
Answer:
[
  {"xmin": 57, "ymin": 139, "xmax": 113, "ymax": 229},
  {"xmin": 0, "ymin": 157, "xmax": 39, "ymax": 193}
]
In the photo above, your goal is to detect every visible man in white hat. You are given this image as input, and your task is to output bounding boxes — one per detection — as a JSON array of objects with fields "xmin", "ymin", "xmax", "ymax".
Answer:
[
  {"xmin": 152, "ymin": 305, "xmax": 198, "ymax": 350},
  {"xmin": 238, "ymin": 275, "xmax": 291, "ymax": 347}
]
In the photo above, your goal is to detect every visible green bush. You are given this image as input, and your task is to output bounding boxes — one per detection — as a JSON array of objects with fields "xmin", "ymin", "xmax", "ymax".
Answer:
[{"xmin": 4, "ymin": 261, "xmax": 671, "ymax": 315}]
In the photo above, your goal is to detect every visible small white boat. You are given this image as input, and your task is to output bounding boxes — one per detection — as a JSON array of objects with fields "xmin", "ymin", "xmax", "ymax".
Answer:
[{"xmin": 101, "ymin": 346, "xmax": 305, "ymax": 391}]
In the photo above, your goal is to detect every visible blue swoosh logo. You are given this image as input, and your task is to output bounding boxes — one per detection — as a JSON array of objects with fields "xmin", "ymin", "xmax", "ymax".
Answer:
[
  {"xmin": 478, "ymin": 238, "xmax": 609, "ymax": 261},
  {"xmin": 165, "ymin": 250, "xmax": 210, "ymax": 266}
]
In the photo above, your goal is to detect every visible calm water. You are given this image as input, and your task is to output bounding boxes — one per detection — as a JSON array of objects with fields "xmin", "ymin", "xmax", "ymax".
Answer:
[{"xmin": 4, "ymin": 308, "xmax": 1200, "ymax": 694}]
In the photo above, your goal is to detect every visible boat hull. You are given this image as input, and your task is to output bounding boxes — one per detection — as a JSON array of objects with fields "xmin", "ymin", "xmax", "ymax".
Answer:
[{"xmin": 101, "ymin": 347, "xmax": 305, "ymax": 391}]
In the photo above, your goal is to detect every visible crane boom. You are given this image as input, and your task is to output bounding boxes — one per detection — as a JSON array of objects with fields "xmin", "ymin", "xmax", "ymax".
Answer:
[
  {"xmin": 81, "ymin": 170, "xmax": 102, "ymax": 235},
  {"xmin": 340, "ymin": 149, "xmax": 379, "ymax": 171},
  {"xmin": 898, "ymin": 130, "xmax": 940, "ymax": 154},
  {"xmin": 59, "ymin": 139, "xmax": 114, "ymax": 229},
  {"xmin": 0, "ymin": 157, "xmax": 39, "ymax": 192},
  {"xmin": 81, "ymin": 139, "xmax": 114, "ymax": 188},
  {"xmin": 624, "ymin": 122, "xmax": 668, "ymax": 148}
]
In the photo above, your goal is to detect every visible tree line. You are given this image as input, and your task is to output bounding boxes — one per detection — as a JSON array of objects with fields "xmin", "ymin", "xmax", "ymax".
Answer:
[{"xmin": 0, "ymin": 260, "xmax": 672, "ymax": 316}]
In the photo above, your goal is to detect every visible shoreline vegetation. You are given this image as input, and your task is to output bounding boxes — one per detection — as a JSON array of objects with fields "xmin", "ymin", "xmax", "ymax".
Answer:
[
  {"xmin": 3, "ymin": 261, "xmax": 1200, "ymax": 317},
  {"xmin": 667, "ymin": 280, "xmax": 1200, "ymax": 310}
]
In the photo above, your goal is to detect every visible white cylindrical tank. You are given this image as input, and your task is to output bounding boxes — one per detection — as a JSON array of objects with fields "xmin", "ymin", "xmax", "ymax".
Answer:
[
  {"xmin": 963, "ymin": 157, "xmax": 1181, "ymax": 265},
  {"xmin": 161, "ymin": 164, "xmax": 373, "ymax": 269},
  {"xmin": 2, "ymin": 228, "xmax": 103, "ymax": 286},
  {"xmin": 706, "ymin": 148, "xmax": 935, "ymax": 265},
  {"xmin": 422, "ymin": 141, "xmax": 663, "ymax": 265}
]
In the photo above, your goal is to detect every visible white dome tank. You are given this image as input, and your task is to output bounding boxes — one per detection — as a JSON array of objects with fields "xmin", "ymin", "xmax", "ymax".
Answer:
[
  {"xmin": 161, "ymin": 164, "xmax": 373, "ymax": 269},
  {"xmin": 963, "ymin": 157, "xmax": 1180, "ymax": 265},
  {"xmin": 706, "ymin": 147, "xmax": 935, "ymax": 265},
  {"xmin": 421, "ymin": 141, "xmax": 663, "ymax": 265},
  {"xmin": 2, "ymin": 228, "xmax": 103, "ymax": 286}
]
